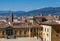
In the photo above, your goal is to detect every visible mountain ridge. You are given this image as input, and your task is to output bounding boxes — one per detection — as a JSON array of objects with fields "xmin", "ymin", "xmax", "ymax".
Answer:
[{"xmin": 0, "ymin": 7, "xmax": 60, "ymax": 16}]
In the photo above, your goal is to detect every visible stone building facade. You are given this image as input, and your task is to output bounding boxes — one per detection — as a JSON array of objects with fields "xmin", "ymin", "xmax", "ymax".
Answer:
[{"xmin": 0, "ymin": 12, "xmax": 60, "ymax": 41}]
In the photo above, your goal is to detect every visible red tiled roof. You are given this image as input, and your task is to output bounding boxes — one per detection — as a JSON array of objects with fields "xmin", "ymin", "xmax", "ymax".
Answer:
[{"xmin": 39, "ymin": 21, "xmax": 60, "ymax": 26}]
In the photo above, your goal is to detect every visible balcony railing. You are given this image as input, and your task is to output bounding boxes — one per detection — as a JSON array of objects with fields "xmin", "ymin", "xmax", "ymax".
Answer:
[{"xmin": 13, "ymin": 25, "xmax": 33, "ymax": 28}]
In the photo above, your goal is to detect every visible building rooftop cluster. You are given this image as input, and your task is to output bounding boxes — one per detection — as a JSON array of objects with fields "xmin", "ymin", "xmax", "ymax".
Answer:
[
  {"xmin": 0, "ymin": 13, "xmax": 60, "ymax": 41},
  {"xmin": 0, "ymin": 13, "xmax": 60, "ymax": 28}
]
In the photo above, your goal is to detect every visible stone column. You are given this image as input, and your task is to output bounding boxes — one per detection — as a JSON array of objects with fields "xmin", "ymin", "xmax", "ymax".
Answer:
[
  {"xmin": 32, "ymin": 28, "xmax": 34, "ymax": 37},
  {"xmin": 33, "ymin": 28, "xmax": 35, "ymax": 37},
  {"xmin": 37, "ymin": 28, "xmax": 39, "ymax": 39},
  {"xmin": 5, "ymin": 30, "xmax": 7, "ymax": 38},
  {"xmin": 13, "ymin": 30, "xmax": 15, "ymax": 37},
  {"xmin": 18, "ymin": 30, "xmax": 20, "ymax": 36},
  {"xmin": 17, "ymin": 30, "xmax": 19, "ymax": 37},
  {"xmin": 22, "ymin": 30, "xmax": 24, "ymax": 37},
  {"xmin": 29, "ymin": 28, "xmax": 31, "ymax": 37}
]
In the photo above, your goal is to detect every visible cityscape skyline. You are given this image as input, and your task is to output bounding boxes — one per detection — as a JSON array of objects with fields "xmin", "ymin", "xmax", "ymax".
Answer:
[{"xmin": 0, "ymin": 0, "xmax": 60, "ymax": 11}]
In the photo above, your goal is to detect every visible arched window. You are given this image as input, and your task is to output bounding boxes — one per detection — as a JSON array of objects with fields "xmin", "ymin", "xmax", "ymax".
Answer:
[
  {"xmin": 19, "ymin": 30, "xmax": 22, "ymax": 35},
  {"xmin": 2, "ymin": 31, "xmax": 4, "ymax": 35}
]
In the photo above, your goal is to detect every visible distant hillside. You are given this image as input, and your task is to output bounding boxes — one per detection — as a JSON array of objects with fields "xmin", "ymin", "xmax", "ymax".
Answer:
[
  {"xmin": 0, "ymin": 11, "xmax": 26, "ymax": 16},
  {"xmin": 0, "ymin": 7, "xmax": 60, "ymax": 16},
  {"xmin": 27, "ymin": 7, "xmax": 60, "ymax": 16},
  {"xmin": 13, "ymin": 11, "xmax": 26, "ymax": 16}
]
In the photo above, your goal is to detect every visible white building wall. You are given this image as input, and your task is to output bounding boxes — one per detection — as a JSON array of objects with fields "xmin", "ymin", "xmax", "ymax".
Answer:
[{"xmin": 42, "ymin": 25, "xmax": 51, "ymax": 41}]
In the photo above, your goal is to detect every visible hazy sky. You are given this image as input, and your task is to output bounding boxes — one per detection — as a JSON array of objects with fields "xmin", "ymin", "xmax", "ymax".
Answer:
[{"xmin": 0, "ymin": 0, "xmax": 60, "ymax": 11}]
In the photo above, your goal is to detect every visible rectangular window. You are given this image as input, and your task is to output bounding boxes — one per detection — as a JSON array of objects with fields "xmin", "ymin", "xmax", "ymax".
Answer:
[
  {"xmin": 45, "ymin": 28, "xmax": 46, "ymax": 32},
  {"xmin": 44, "ymin": 38, "xmax": 46, "ymax": 41},
  {"xmin": 47, "ymin": 28, "xmax": 49, "ymax": 32},
  {"xmin": 56, "ymin": 30, "xmax": 60, "ymax": 33},
  {"xmin": 15, "ymin": 30, "xmax": 17, "ymax": 35},
  {"xmin": 24, "ymin": 31, "xmax": 27, "ymax": 35},
  {"xmin": 24, "ymin": 30, "xmax": 27, "ymax": 37}
]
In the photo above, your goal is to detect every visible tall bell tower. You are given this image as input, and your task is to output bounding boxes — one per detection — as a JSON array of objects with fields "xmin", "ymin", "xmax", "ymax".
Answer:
[
  {"xmin": 10, "ymin": 12, "xmax": 14, "ymax": 22},
  {"xmin": 9, "ymin": 11, "xmax": 14, "ymax": 25}
]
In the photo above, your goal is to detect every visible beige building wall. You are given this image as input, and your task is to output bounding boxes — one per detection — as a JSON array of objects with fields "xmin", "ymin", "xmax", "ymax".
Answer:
[
  {"xmin": 42, "ymin": 25, "xmax": 51, "ymax": 41},
  {"xmin": 29, "ymin": 20, "xmax": 33, "ymax": 25}
]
